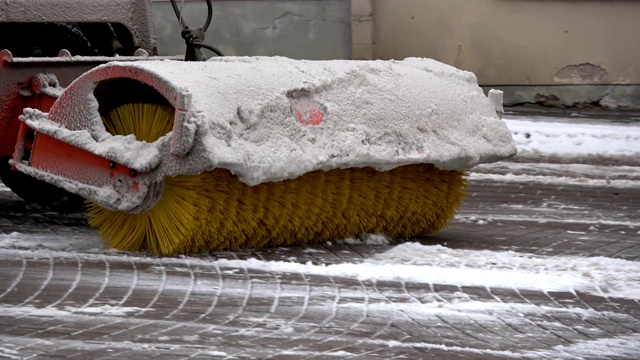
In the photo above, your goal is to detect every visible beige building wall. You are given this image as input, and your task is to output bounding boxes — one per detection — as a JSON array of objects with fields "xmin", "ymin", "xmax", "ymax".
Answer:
[
  {"xmin": 351, "ymin": 0, "xmax": 374, "ymax": 60},
  {"xmin": 368, "ymin": 0, "xmax": 640, "ymax": 86}
]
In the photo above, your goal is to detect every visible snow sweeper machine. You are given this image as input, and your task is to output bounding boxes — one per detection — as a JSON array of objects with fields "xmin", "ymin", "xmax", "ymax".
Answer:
[{"xmin": 0, "ymin": 0, "xmax": 516, "ymax": 256}]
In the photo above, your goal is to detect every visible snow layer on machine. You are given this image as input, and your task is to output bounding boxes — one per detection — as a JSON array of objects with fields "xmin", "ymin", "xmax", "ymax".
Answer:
[{"xmin": 62, "ymin": 57, "xmax": 517, "ymax": 185}]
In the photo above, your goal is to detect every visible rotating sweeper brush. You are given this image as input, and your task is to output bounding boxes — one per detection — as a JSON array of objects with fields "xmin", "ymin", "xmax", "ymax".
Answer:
[{"xmin": 13, "ymin": 57, "xmax": 516, "ymax": 255}]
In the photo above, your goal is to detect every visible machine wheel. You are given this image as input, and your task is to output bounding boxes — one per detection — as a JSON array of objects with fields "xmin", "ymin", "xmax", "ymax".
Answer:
[
  {"xmin": 0, "ymin": 22, "xmax": 130, "ymax": 212},
  {"xmin": 0, "ymin": 157, "xmax": 84, "ymax": 212}
]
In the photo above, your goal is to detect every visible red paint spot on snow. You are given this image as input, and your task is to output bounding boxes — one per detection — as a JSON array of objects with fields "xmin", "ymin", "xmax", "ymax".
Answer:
[{"xmin": 294, "ymin": 100, "xmax": 324, "ymax": 126}]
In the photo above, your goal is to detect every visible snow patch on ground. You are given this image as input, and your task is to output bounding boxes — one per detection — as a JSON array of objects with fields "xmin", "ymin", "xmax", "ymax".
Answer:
[
  {"xmin": 470, "ymin": 172, "xmax": 640, "ymax": 188},
  {"xmin": 64, "ymin": 305, "xmax": 149, "ymax": 316},
  {"xmin": 339, "ymin": 300, "xmax": 629, "ymax": 323},
  {"xmin": 200, "ymin": 350, "xmax": 229, "ymax": 357},
  {"xmin": 475, "ymin": 162, "xmax": 640, "ymax": 180},
  {"xmin": 1, "ymin": 305, "xmax": 148, "ymax": 318},
  {"xmin": 0, "ymin": 231, "xmax": 103, "ymax": 252},
  {"xmin": 337, "ymin": 233, "xmax": 390, "ymax": 245},
  {"xmin": 279, "ymin": 350, "xmax": 355, "ymax": 357},
  {"xmin": 457, "ymin": 214, "xmax": 639, "ymax": 227},
  {"xmin": 0, "ymin": 346, "xmax": 19, "ymax": 360},
  {"xmin": 2, "ymin": 243, "xmax": 638, "ymax": 300},
  {"xmin": 362, "ymin": 339, "xmax": 524, "ymax": 357},
  {"xmin": 215, "ymin": 256, "xmax": 589, "ymax": 294},
  {"xmin": 473, "ymin": 117, "xmax": 640, "ymax": 189},
  {"xmin": 504, "ymin": 117, "xmax": 640, "ymax": 158},
  {"xmin": 537, "ymin": 334, "xmax": 640, "ymax": 359},
  {"xmin": 369, "ymin": 243, "xmax": 640, "ymax": 299}
]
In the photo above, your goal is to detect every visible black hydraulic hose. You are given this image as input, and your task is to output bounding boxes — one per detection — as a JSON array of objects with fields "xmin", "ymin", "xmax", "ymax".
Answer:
[
  {"xmin": 170, "ymin": 0, "xmax": 212, "ymax": 31},
  {"xmin": 170, "ymin": 0, "xmax": 222, "ymax": 60},
  {"xmin": 170, "ymin": 0, "xmax": 188, "ymax": 29},
  {"xmin": 192, "ymin": 42, "xmax": 223, "ymax": 57},
  {"xmin": 202, "ymin": 0, "xmax": 213, "ymax": 32}
]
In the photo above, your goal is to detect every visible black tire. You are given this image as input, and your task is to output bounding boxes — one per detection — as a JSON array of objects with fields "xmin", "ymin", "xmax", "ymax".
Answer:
[
  {"xmin": 0, "ymin": 22, "xmax": 128, "ymax": 212},
  {"xmin": 0, "ymin": 157, "xmax": 84, "ymax": 212}
]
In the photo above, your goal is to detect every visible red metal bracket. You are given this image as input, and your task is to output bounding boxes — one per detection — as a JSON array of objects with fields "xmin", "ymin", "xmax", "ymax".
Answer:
[{"xmin": 26, "ymin": 132, "xmax": 141, "ymax": 191}]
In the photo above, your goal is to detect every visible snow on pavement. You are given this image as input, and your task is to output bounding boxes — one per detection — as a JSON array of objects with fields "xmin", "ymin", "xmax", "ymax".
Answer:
[
  {"xmin": 472, "ymin": 115, "xmax": 640, "ymax": 188},
  {"xmin": 208, "ymin": 242, "xmax": 640, "ymax": 299},
  {"xmin": 503, "ymin": 115, "xmax": 640, "ymax": 159},
  {"xmin": 1, "ymin": 241, "xmax": 638, "ymax": 299}
]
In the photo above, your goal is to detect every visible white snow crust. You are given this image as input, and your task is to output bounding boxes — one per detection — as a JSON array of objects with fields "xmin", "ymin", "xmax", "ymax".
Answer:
[{"xmin": 24, "ymin": 56, "xmax": 515, "ymax": 210}]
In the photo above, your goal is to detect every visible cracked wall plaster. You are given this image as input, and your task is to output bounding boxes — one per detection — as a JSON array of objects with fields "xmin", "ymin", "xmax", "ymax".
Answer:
[{"xmin": 554, "ymin": 63, "xmax": 609, "ymax": 84}]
